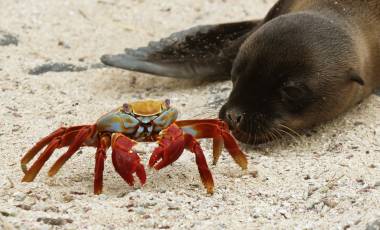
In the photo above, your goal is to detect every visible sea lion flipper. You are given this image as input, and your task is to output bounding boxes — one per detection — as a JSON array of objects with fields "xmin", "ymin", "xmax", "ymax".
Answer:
[{"xmin": 101, "ymin": 20, "xmax": 261, "ymax": 80}]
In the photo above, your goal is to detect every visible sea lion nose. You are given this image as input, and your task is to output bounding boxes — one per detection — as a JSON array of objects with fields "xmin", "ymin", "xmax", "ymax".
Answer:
[{"xmin": 225, "ymin": 108, "xmax": 244, "ymax": 129}]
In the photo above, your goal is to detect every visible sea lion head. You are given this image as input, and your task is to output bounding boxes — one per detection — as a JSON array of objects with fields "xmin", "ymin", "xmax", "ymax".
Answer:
[{"xmin": 219, "ymin": 12, "xmax": 366, "ymax": 144}]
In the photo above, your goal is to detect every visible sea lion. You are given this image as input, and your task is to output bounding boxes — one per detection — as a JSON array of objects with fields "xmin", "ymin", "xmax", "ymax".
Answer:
[{"xmin": 101, "ymin": 0, "xmax": 380, "ymax": 144}]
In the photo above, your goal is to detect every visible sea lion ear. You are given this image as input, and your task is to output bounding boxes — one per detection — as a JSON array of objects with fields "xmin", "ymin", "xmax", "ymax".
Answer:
[{"xmin": 347, "ymin": 70, "xmax": 365, "ymax": 86}]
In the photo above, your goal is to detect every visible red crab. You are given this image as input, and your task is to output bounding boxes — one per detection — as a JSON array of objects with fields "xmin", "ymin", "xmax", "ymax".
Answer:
[{"xmin": 21, "ymin": 99, "xmax": 247, "ymax": 194}]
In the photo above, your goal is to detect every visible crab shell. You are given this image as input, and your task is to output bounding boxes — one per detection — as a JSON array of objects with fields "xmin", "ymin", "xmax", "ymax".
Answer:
[{"xmin": 96, "ymin": 100, "xmax": 178, "ymax": 139}]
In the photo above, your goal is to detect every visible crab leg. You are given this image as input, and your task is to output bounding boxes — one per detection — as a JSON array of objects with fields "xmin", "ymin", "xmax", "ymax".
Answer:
[
  {"xmin": 178, "ymin": 121, "xmax": 247, "ymax": 170},
  {"xmin": 149, "ymin": 124, "xmax": 214, "ymax": 194},
  {"xmin": 21, "ymin": 126, "xmax": 85, "ymax": 173},
  {"xmin": 184, "ymin": 134, "xmax": 214, "ymax": 194},
  {"xmin": 48, "ymin": 125, "xmax": 97, "ymax": 177},
  {"xmin": 21, "ymin": 125, "xmax": 96, "ymax": 182},
  {"xmin": 94, "ymin": 134, "xmax": 111, "ymax": 195},
  {"xmin": 176, "ymin": 119, "xmax": 228, "ymax": 165},
  {"xmin": 212, "ymin": 135, "xmax": 224, "ymax": 165},
  {"xmin": 111, "ymin": 133, "xmax": 146, "ymax": 186},
  {"xmin": 22, "ymin": 138, "xmax": 61, "ymax": 182}
]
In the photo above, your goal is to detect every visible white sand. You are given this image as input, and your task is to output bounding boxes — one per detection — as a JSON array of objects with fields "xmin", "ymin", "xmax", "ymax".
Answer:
[{"xmin": 0, "ymin": 0, "xmax": 379, "ymax": 229}]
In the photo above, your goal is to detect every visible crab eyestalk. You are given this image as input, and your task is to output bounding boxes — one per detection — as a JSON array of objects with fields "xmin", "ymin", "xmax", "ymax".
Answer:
[
  {"xmin": 164, "ymin": 98, "xmax": 170, "ymax": 107},
  {"xmin": 123, "ymin": 103, "xmax": 130, "ymax": 113}
]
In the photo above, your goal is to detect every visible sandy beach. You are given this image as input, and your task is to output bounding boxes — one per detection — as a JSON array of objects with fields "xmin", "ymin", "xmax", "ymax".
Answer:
[{"xmin": 0, "ymin": 0, "xmax": 379, "ymax": 229}]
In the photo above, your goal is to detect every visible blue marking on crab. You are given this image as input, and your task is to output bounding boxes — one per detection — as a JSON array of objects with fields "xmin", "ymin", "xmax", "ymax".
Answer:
[
  {"xmin": 181, "ymin": 126, "xmax": 198, "ymax": 137},
  {"xmin": 96, "ymin": 110, "xmax": 140, "ymax": 134},
  {"xmin": 123, "ymin": 115, "xmax": 140, "ymax": 130},
  {"xmin": 138, "ymin": 116, "xmax": 156, "ymax": 124},
  {"xmin": 111, "ymin": 123, "xmax": 122, "ymax": 132},
  {"xmin": 96, "ymin": 105, "xmax": 178, "ymax": 139},
  {"xmin": 134, "ymin": 126, "xmax": 145, "ymax": 138},
  {"xmin": 147, "ymin": 126, "xmax": 153, "ymax": 135},
  {"xmin": 153, "ymin": 108, "xmax": 178, "ymax": 132}
]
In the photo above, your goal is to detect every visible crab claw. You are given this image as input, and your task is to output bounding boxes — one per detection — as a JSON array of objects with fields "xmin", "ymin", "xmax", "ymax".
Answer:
[
  {"xmin": 149, "ymin": 124, "xmax": 185, "ymax": 170},
  {"xmin": 111, "ymin": 133, "xmax": 146, "ymax": 186},
  {"xmin": 149, "ymin": 124, "xmax": 214, "ymax": 194}
]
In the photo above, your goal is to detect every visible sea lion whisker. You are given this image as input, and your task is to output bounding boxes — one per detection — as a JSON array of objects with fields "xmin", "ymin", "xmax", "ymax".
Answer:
[
  {"xmin": 267, "ymin": 130, "xmax": 277, "ymax": 142},
  {"xmin": 278, "ymin": 124, "xmax": 302, "ymax": 139},
  {"xmin": 271, "ymin": 128, "xmax": 282, "ymax": 141},
  {"xmin": 272, "ymin": 129, "xmax": 281, "ymax": 142},
  {"xmin": 268, "ymin": 129, "xmax": 278, "ymax": 141},
  {"xmin": 273, "ymin": 128, "xmax": 284, "ymax": 140},
  {"xmin": 277, "ymin": 128, "xmax": 298, "ymax": 142},
  {"xmin": 264, "ymin": 133, "xmax": 270, "ymax": 143}
]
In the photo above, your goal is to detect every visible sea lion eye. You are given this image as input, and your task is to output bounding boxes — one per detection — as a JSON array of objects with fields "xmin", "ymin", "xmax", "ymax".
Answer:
[
  {"xmin": 281, "ymin": 85, "xmax": 306, "ymax": 101},
  {"xmin": 280, "ymin": 83, "xmax": 313, "ymax": 113}
]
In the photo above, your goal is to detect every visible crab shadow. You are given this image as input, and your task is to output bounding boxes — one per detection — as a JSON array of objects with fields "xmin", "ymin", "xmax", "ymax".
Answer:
[
  {"xmin": 95, "ymin": 163, "xmax": 227, "ymax": 196},
  {"xmin": 49, "ymin": 150, "xmax": 221, "ymax": 196}
]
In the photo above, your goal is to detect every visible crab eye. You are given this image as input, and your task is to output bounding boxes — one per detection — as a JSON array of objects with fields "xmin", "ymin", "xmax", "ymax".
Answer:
[
  {"xmin": 164, "ymin": 99, "xmax": 170, "ymax": 108},
  {"xmin": 123, "ymin": 103, "xmax": 130, "ymax": 113}
]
